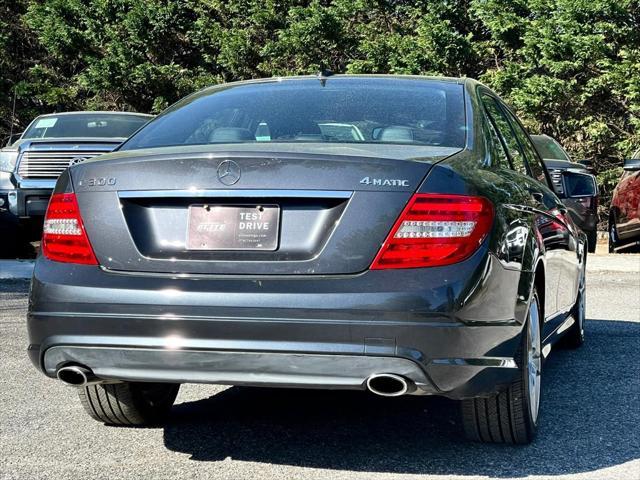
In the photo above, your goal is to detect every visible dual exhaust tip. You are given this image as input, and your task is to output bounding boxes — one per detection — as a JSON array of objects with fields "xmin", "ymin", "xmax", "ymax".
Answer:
[{"xmin": 366, "ymin": 373, "xmax": 415, "ymax": 397}]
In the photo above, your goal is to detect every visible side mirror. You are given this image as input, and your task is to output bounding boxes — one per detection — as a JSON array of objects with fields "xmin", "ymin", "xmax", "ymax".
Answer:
[
  {"xmin": 576, "ymin": 159, "xmax": 591, "ymax": 168},
  {"xmin": 576, "ymin": 159, "xmax": 595, "ymax": 173},
  {"xmin": 562, "ymin": 170, "xmax": 597, "ymax": 199},
  {"xmin": 623, "ymin": 158, "xmax": 640, "ymax": 171},
  {"xmin": 3, "ymin": 132, "xmax": 22, "ymax": 147}
]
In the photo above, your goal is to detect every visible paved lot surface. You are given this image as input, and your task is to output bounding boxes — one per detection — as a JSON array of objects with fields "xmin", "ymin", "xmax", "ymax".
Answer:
[
  {"xmin": 0, "ymin": 253, "xmax": 638, "ymax": 480},
  {"xmin": 0, "ymin": 260, "xmax": 34, "ymax": 279}
]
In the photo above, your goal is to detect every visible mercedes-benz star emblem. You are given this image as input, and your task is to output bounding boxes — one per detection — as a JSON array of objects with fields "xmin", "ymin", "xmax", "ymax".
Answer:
[
  {"xmin": 69, "ymin": 156, "xmax": 88, "ymax": 166},
  {"xmin": 217, "ymin": 160, "xmax": 241, "ymax": 185}
]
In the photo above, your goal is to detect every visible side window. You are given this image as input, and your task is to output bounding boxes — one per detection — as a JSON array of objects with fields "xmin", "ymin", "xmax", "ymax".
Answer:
[
  {"xmin": 502, "ymin": 107, "xmax": 550, "ymax": 186},
  {"xmin": 484, "ymin": 117, "xmax": 509, "ymax": 168},
  {"xmin": 480, "ymin": 94, "xmax": 528, "ymax": 175}
]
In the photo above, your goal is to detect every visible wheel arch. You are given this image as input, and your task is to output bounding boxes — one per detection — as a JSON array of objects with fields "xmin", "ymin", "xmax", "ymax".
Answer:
[{"xmin": 609, "ymin": 206, "xmax": 620, "ymax": 225}]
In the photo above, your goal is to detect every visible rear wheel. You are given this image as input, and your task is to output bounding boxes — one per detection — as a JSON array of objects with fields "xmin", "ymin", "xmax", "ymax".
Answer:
[
  {"xmin": 461, "ymin": 290, "xmax": 542, "ymax": 444},
  {"xmin": 78, "ymin": 382, "xmax": 180, "ymax": 426}
]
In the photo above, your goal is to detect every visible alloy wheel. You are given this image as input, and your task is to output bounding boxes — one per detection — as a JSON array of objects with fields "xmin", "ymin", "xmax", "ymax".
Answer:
[{"xmin": 527, "ymin": 298, "xmax": 542, "ymax": 424}]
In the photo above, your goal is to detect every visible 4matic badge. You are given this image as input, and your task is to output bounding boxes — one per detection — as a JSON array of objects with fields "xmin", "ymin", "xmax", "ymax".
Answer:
[{"xmin": 359, "ymin": 176, "xmax": 409, "ymax": 187}]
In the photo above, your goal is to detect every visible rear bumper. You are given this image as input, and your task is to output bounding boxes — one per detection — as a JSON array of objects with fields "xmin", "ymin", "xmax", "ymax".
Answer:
[
  {"xmin": 6, "ymin": 186, "xmax": 52, "ymax": 217},
  {"xmin": 27, "ymin": 248, "xmax": 527, "ymax": 399},
  {"xmin": 617, "ymin": 219, "xmax": 640, "ymax": 246},
  {"xmin": 43, "ymin": 346, "xmax": 435, "ymax": 392}
]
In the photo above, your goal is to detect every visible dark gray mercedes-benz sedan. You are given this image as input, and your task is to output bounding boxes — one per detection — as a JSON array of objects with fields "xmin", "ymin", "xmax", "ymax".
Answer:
[{"xmin": 27, "ymin": 75, "xmax": 587, "ymax": 444}]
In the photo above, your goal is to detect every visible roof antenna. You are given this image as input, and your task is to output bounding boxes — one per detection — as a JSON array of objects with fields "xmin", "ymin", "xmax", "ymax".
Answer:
[{"xmin": 317, "ymin": 66, "xmax": 334, "ymax": 87}]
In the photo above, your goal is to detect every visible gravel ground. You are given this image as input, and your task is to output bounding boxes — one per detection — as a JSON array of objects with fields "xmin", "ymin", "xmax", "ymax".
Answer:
[{"xmin": 0, "ymin": 254, "xmax": 638, "ymax": 480}]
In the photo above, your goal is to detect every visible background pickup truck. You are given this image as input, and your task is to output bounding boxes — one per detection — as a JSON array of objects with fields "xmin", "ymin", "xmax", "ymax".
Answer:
[
  {"xmin": 531, "ymin": 134, "xmax": 599, "ymax": 253},
  {"xmin": 0, "ymin": 111, "xmax": 151, "ymax": 252}
]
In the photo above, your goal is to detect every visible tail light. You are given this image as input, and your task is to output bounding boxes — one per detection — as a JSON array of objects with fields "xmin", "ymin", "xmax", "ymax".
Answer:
[
  {"xmin": 42, "ymin": 193, "xmax": 98, "ymax": 265},
  {"xmin": 371, "ymin": 194, "xmax": 494, "ymax": 269}
]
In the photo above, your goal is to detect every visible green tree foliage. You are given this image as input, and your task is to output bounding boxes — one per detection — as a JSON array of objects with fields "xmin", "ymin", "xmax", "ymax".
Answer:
[
  {"xmin": 473, "ymin": 0, "xmax": 639, "ymax": 211},
  {"xmin": 0, "ymin": 0, "xmax": 44, "ymax": 138},
  {"xmin": 476, "ymin": 0, "xmax": 639, "ymax": 153},
  {"xmin": 1, "ymin": 0, "xmax": 637, "ymax": 218}
]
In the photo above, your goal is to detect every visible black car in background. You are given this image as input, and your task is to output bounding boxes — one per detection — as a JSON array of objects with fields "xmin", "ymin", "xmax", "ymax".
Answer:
[
  {"xmin": 0, "ymin": 111, "xmax": 152, "ymax": 253},
  {"xmin": 27, "ymin": 76, "xmax": 587, "ymax": 444},
  {"xmin": 531, "ymin": 134, "xmax": 599, "ymax": 253}
]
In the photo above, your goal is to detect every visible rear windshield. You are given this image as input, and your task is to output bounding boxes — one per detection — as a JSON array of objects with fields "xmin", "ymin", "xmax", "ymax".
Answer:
[
  {"xmin": 22, "ymin": 113, "xmax": 151, "ymax": 140},
  {"xmin": 121, "ymin": 78, "xmax": 466, "ymax": 150},
  {"xmin": 531, "ymin": 135, "xmax": 570, "ymax": 161}
]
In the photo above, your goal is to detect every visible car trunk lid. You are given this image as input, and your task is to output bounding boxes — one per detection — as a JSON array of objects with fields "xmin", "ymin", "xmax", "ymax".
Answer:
[{"xmin": 71, "ymin": 144, "xmax": 458, "ymax": 275}]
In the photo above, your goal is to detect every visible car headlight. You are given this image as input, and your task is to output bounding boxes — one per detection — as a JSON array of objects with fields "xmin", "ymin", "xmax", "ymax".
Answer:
[{"xmin": 0, "ymin": 150, "xmax": 18, "ymax": 173}]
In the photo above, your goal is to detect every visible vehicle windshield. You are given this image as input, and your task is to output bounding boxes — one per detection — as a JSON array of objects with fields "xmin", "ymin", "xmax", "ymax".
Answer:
[
  {"xmin": 531, "ymin": 135, "xmax": 570, "ymax": 161},
  {"xmin": 22, "ymin": 113, "xmax": 151, "ymax": 140},
  {"xmin": 120, "ymin": 78, "xmax": 466, "ymax": 151}
]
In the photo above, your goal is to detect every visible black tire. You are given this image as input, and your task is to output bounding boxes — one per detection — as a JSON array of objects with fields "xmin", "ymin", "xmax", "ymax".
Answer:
[
  {"xmin": 608, "ymin": 219, "xmax": 617, "ymax": 253},
  {"xmin": 78, "ymin": 382, "xmax": 180, "ymax": 426},
  {"xmin": 461, "ymin": 291, "xmax": 542, "ymax": 444},
  {"xmin": 586, "ymin": 230, "xmax": 597, "ymax": 254},
  {"xmin": 561, "ymin": 258, "xmax": 586, "ymax": 349}
]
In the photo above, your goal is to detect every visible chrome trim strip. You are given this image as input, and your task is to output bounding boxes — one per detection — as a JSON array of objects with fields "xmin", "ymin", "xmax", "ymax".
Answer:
[
  {"xmin": 30, "ymin": 310, "xmax": 461, "ymax": 328},
  {"xmin": 556, "ymin": 315, "xmax": 576, "ymax": 334},
  {"xmin": 14, "ymin": 177, "xmax": 56, "ymax": 189},
  {"xmin": 98, "ymin": 264, "xmax": 366, "ymax": 280},
  {"xmin": 430, "ymin": 357, "xmax": 518, "ymax": 368},
  {"xmin": 117, "ymin": 189, "xmax": 353, "ymax": 199}
]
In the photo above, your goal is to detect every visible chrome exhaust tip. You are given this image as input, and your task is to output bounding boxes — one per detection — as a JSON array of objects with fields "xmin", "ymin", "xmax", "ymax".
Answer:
[
  {"xmin": 366, "ymin": 373, "xmax": 415, "ymax": 397},
  {"xmin": 56, "ymin": 365, "xmax": 101, "ymax": 387}
]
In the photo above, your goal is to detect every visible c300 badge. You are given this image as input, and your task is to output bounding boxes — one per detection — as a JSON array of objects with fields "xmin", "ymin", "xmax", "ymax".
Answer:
[{"xmin": 80, "ymin": 177, "xmax": 117, "ymax": 187}]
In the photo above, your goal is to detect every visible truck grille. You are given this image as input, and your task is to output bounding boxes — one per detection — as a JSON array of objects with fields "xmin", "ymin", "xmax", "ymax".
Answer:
[
  {"xmin": 17, "ymin": 150, "xmax": 106, "ymax": 179},
  {"xmin": 547, "ymin": 168, "xmax": 564, "ymax": 196}
]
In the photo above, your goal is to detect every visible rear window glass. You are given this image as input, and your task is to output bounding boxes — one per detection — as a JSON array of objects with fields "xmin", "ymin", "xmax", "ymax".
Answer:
[
  {"xmin": 121, "ymin": 78, "xmax": 466, "ymax": 150},
  {"xmin": 23, "ymin": 114, "xmax": 151, "ymax": 140},
  {"xmin": 531, "ymin": 136, "xmax": 570, "ymax": 161}
]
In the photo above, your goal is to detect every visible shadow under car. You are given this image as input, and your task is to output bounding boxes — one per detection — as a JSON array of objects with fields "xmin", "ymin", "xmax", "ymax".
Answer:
[{"xmin": 161, "ymin": 318, "xmax": 640, "ymax": 477}]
